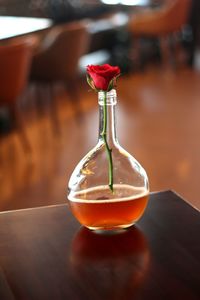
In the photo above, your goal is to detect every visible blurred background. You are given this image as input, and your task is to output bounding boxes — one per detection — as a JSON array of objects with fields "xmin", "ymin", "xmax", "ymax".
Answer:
[{"xmin": 0, "ymin": 0, "xmax": 200, "ymax": 211}]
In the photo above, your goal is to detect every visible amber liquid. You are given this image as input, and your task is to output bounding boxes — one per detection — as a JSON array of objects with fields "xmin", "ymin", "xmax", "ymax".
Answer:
[{"xmin": 68, "ymin": 185, "xmax": 149, "ymax": 230}]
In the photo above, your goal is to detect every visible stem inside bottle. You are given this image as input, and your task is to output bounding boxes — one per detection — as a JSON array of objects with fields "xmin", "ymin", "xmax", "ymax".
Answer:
[{"xmin": 98, "ymin": 89, "xmax": 118, "ymax": 192}]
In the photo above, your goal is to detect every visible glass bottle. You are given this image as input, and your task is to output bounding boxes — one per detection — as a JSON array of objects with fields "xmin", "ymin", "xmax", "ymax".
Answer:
[{"xmin": 68, "ymin": 89, "xmax": 149, "ymax": 231}]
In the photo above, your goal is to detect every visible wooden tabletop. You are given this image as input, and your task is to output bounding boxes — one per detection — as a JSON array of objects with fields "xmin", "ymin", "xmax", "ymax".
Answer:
[
  {"xmin": 0, "ymin": 191, "xmax": 199, "ymax": 300},
  {"xmin": 0, "ymin": 17, "xmax": 52, "ymax": 40}
]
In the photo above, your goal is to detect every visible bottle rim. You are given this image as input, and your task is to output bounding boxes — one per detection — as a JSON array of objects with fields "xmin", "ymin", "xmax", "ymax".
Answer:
[{"xmin": 98, "ymin": 89, "xmax": 117, "ymax": 105}]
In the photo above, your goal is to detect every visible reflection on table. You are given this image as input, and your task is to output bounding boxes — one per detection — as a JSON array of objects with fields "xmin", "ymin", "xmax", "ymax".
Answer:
[{"xmin": 71, "ymin": 226, "xmax": 150, "ymax": 299}]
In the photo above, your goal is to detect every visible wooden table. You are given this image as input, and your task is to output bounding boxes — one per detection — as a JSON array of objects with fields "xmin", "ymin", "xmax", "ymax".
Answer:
[
  {"xmin": 0, "ymin": 16, "xmax": 52, "ymax": 41},
  {"xmin": 0, "ymin": 191, "xmax": 199, "ymax": 300}
]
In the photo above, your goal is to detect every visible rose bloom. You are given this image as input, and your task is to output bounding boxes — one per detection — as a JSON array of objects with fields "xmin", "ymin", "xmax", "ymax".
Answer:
[{"xmin": 87, "ymin": 64, "xmax": 120, "ymax": 91}]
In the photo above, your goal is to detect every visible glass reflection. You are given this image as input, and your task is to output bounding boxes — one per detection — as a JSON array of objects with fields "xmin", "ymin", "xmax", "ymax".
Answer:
[{"xmin": 70, "ymin": 226, "xmax": 150, "ymax": 299}]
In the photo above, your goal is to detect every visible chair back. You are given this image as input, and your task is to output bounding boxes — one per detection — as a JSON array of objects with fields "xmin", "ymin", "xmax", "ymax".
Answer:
[
  {"xmin": 129, "ymin": 0, "xmax": 192, "ymax": 36},
  {"xmin": 159, "ymin": 0, "xmax": 192, "ymax": 33},
  {"xmin": 0, "ymin": 37, "xmax": 35, "ymax": 104},
  {"xmin": 31, "ymin": 21, "xmax": 90, "ymax": 81}
]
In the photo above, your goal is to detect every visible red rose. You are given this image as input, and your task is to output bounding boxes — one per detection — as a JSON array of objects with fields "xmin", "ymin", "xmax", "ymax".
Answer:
[{"xmin": 87, "ymin": 64, "xmax": 120, "ymax": 91}]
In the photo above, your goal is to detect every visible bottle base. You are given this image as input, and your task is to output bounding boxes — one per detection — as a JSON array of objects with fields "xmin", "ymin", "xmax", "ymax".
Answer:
[{"xmin": 86, "ymin": 222, "xmax": 136, "ymax": 232}]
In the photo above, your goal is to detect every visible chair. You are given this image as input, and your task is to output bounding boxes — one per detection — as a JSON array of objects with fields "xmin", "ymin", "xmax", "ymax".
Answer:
[
  {"xmin": 30, "ymin": 20, "xmax": 90, "ymax": 126},
  {"xmin": 0, "ymin": 37, "xmax": 36, "ymax": 152},
  {"xmin": 128, "ymin": 0, "xmax": 192, "ymax": 68}
]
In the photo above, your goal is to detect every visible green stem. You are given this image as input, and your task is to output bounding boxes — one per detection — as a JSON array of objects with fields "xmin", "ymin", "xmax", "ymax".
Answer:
[{"xmin": 101, "ymin": 91, "xmax": 114, "ymax": 192}]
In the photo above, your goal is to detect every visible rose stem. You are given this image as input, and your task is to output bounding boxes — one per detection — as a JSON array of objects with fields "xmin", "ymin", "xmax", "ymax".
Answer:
[{"xmin": 101, "ymin": 91, "xmax": 114, "ymax": 192}]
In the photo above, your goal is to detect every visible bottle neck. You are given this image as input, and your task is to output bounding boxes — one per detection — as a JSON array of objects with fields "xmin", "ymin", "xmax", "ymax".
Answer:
[{"xmin": 98, "ymin": 89, "xmax": 118, "ymax": 146}]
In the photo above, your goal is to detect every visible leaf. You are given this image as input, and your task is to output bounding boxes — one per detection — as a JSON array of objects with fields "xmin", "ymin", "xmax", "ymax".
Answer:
[
  {"xmin": 86, "ymin": 74, "xmax": 93, "ymax": 89},
  {"xmin": 107, "ymin": 73, "xmax": 121, "ymax": 92},
  {"xmin": 86, "ymin": 74, "xmax": 99, "ymax": 92},
  {"xmin": 107, "ymin": 79, "xmax": 114, "ymax": 92}
]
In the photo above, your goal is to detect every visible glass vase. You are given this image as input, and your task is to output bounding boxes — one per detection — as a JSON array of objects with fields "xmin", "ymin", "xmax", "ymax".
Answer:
[{"xmin": 68, "ymin": 89, "xmax": 149, "ymax": 231}]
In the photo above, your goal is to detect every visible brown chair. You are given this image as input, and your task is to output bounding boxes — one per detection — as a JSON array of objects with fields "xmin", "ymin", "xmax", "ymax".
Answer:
[
  {"xmin": 0, "ymin": 37, "xmax": 36, "ymax": 152},
  {"xmin": 30, "ymin": 20, "xmax": 90, "ymax": 125},
  {"xmin": 128, "ymin": 0, "xmax": 192, "ymax": 68}
]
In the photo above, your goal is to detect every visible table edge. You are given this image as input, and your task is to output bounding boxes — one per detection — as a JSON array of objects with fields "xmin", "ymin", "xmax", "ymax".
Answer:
[{"xmin": 0, "ymin": 190, "xmax": 199, "ymax": 215}]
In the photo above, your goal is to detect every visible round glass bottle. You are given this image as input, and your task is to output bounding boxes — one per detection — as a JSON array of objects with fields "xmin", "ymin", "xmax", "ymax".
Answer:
[{"xmin": 68, "ymin": 89, "xmax": 149, "ymax": 230}]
